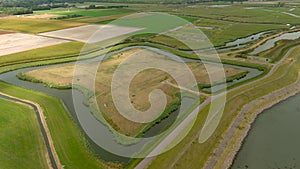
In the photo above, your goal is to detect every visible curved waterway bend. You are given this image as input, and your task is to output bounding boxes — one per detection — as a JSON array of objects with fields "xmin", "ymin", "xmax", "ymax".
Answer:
[
  {"xmin": 250, "ymin": 30, "xmax": 300, "ymax": 55},
  {"xmin": 183, "ymin": 31, "xmax": 268, "ymax": 53},
  {"xmin": 0, "ymin": 46, "xmax": 261, "ymax": 163},
  {"xmin": 231, "ymin": 93, "xmax": 300, "ymax": 169},
  {"xmin": 225, "ymin": 31, "xmax": 268, "ymax": 47}
]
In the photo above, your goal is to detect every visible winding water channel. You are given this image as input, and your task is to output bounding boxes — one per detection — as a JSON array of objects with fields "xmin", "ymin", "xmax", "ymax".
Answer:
[
  {"xmin": 250, "ymin": 31, "xmax": 300, "ymax": 55},
  {"xmin": 225, "ymin": 31, "xmax": 268, "ymax": 47},
  {"xmin": 0, "ymin": 46, "xmax": 262, "ymax": 164}
]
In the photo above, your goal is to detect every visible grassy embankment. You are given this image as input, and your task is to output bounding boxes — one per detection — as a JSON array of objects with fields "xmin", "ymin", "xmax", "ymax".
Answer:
[
  {"xmin": 0, "ymin": 81, "xmax": 122, "ymax": 169},
  {"xmin": 212, "ymin": 46, "xmax": 300, "ymax": 169},
  {"xmin": 0, "ymin": 98, "xmax": 49, "ymax": 169},
  {"xmin": 144, "ymin": 41, "xmax": 300, "ymax": 169}
]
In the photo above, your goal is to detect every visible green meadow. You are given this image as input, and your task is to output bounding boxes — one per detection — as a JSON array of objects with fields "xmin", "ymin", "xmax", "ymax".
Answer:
[
  {"xmin": 0, "ymin": 98, "xmax": 49, "ymax": 169},
  {"xmin": 34, "ymin": 8, "xmax": 133, "ymax": 17},
  {"xmin": 0, "ymin": 81, "xmax": 119, "ymax": 169}
]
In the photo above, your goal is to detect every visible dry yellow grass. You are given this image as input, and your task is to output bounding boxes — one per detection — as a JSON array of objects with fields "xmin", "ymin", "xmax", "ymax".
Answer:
[{"xmin": 0, "ymin": 17, "xmax": 85, "ymax": 34}]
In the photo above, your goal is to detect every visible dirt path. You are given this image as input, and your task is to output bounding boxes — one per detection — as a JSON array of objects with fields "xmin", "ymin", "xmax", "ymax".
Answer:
[
  {"xmin": 0, "ymin": 92, "xmax": 63, "ymax": 169},
  {"xmin": 134, "ymin": 98, "xmax": 211, "ymax": 169},
  {"xmin": 162, "ymin": 80, "xmax": 210, "ymax": 98}
]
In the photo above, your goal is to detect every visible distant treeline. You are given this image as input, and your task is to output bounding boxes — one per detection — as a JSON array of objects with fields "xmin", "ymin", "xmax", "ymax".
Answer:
[
  {"xmin": 0, "ymin": 0, "xmax": 251, "ymax": 15},
  {"xmin": 0, "ymin": 0, "xmax": 248, "ymax": 8},
  {"xmin": 0, "ymin": 7, "xmax": 33, "ymax": 15},
  {"xmin": 0, "ymin": 0, "xmax": 72, "ymax": 8},
  {"xmin": 85, "ymin": 4, "xmax": 128, "ymax": 9}
]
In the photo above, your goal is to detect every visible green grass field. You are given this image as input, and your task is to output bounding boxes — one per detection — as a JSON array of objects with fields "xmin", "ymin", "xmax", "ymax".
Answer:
[
  {"xmin": 108, "ymin": 13, "xmax": 188, "ymax": 33},
  {"xmin": 34, "ymin": 8, "xmax": 133, "ymax": 17},
  {"xmin": 128, "ymin": 4, "xmax": 300, "ymax": 24},
  {"xmin": 0, "ymin": 42, "xmax": 84, "ymax": 68},
  {"xmin": 0, "ymin": 98, "xmax": 49, "ymax": 169},
  {"xmin": 34, "ymin": 8, "xmax": 134, "ymax": 24},
  {"xmin": 120, "ymin": 4, "xmax": 298, "ymax": 47},
  {"xmin": 196, "ymin": 19, "xmax": 287, "ymax": 46},
  {"xmin": 30, "ymin": 4, "xmax": 295, "ymax": 48},
  {"xmin": 148, "ymin": 21, "xmax": 286, "ymax": 49},
  {"xmin": 0, "ymin": 18, "xmax": 85, "ymax": 34},
  {"xmin": 0, "ymin": 82, "xmax": 121, "ymax": 169}
]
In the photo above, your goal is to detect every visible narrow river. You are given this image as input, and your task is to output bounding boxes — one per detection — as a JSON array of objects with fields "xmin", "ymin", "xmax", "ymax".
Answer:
[
  {"xmin": 0, "ymin": 46, "xmax": 261, "ymax": 164},
  {"xmin": 231, "ymin": 93, "xmax": 300, "ymax": 169},
  {"xmin": 250, "ymin": 30, "xmax": 300, "ymax": 55}
]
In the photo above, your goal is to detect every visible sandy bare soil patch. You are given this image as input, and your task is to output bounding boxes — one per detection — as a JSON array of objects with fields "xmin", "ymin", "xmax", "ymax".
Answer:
[
  {"xmin": 0, "ymin": 33, "xmax": 69, "ymax": 56},
  {"xmin": 39, "ymin": 24, "xmax": 143, "ymax": 43}
]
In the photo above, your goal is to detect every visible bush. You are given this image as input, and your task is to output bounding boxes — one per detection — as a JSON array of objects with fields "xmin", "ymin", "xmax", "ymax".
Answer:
[{"xmin": 2, "ymin": 7, "xmax": 33, "ymax": 15}]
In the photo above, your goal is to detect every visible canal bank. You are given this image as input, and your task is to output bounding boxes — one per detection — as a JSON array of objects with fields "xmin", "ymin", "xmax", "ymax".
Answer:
[
  {"xmin": 231, "ymin": 82, "xmax": 300, "ymax": 169},
  {"xmin": 203, "ymin": 46, "xmax": 300, "ymax": 169},
  {"xmin": 227, "ymin": 73, "xmax": 300, "ymax": 169}
]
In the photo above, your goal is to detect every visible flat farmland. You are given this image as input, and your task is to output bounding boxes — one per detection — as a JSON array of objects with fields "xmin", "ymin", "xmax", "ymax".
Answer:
[
  {"xmin": 66, "ymin": 13, "xmax": 133, "ymax": 24},
  {"xmin": 0, "ymin": 17, "xmax": 85, "ymax": 34},
  {"xmin": 39, "ymin": 24, "xmax": 143, "ymax": 43},
  {"xmin": 34, "ymin": 8, "xmax": 134, "ymax": 24},
  {"xmin": 0, "ymin": 98, "xmax": 49, "ymax": 169},
  {"xmin": 34, "ymin": 8, "xmax": 133, "ymax": 17},
  {"xmin": 0, "ymin": 33, "xmax": 69, "ymax": 56}
]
